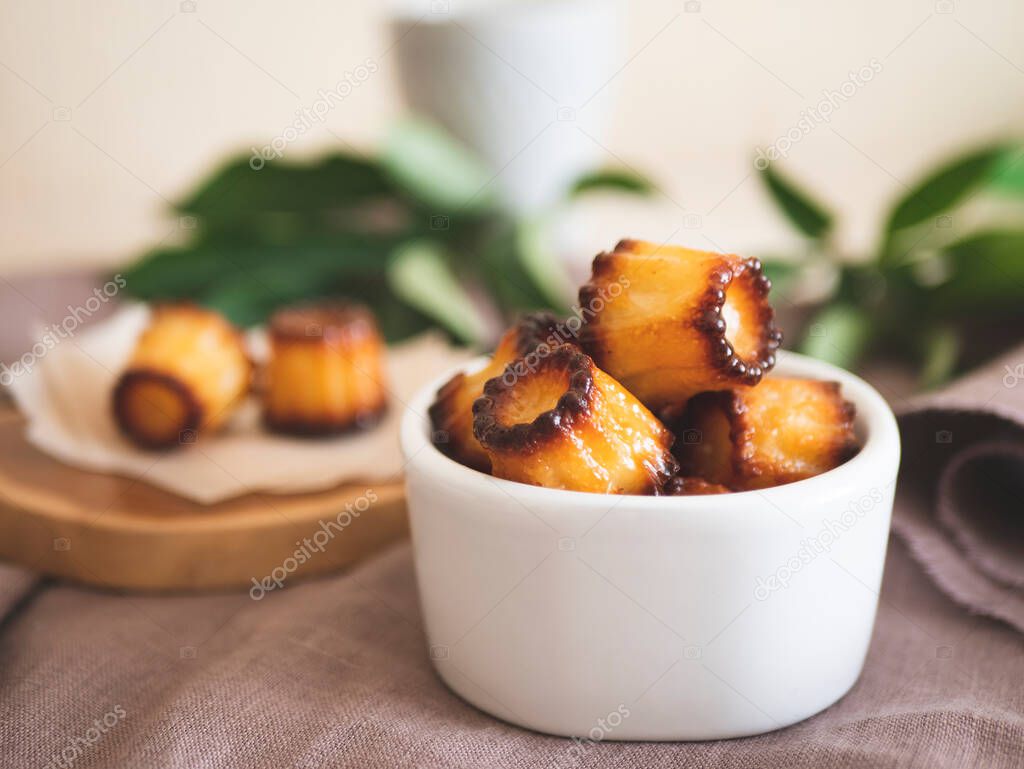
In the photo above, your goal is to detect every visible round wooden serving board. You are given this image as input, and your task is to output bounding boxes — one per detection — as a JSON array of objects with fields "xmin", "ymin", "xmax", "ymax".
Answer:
[{"xmin": 0, "ymin": 407, "xmax": 407, "ymax": 592}]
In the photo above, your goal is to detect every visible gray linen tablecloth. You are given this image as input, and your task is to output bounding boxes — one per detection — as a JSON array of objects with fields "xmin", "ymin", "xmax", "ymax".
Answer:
[{"xmin": 2, "ymin": 337, "xmax": 1024, "ymax": 767}]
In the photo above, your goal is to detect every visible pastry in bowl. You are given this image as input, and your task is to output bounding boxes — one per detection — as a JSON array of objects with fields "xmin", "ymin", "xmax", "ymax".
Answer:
[
  {"xmin": 113, "ymin": 305, "xmax": 251, "ymax": 449},
  {"xmin": 262, "ymin": 303, "xmax": 388, "ymax": 436},
  {"xmin": 426, "ymin": 238, "xmax": 860, "ymax": 497},
  {"xmin": 472, "ymin": 345, "xmax": 677, "ymax": 494},
  {"xmin": 579, "ymin": 239, "xmax": 782, "ymax": 408},
  {"xmin": 429, "ymin": 312, "xmax": 569, "ymax": 472},
  {"xmin": 677, "ymin": 377, "xmax": 858, "ymax": 490}
]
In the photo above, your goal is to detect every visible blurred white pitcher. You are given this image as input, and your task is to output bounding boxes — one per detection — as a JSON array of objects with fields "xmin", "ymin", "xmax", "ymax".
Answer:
[{"xmin": 391, "ymin": 0, "xmax": 624, "ymax": 212}]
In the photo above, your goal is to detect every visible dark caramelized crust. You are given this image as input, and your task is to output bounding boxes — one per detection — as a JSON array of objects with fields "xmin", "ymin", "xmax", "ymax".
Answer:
[
  {"xmin": 472, "ymin": 346, "xmax": 678, "ymax": 494},
  {"xmin": 262, "ymin": 302, "xmax": 388, "ymax": 436},
  {"xmin": 662, "ymin": 476, "xmax": 731, "ymax": 496},
  {"xmin": 263, "ymin": 407, "xmax": 386, "ymax": 437},
  {"xmin": 511, "ymin": 311, "xmax": 569, "ymax": 357},
  {"xmin": 579, "ymin": 239, "xmax": 781, "ymax": 409},
  {"xmin": 428, "ymin": 312, "xmax": 576, "ymax": 471},
  {"xmin": 112, "ymin": 368, "xmax": 205, "ymax": 449},
  {"xmin": 473, "ymin": 346, "xmax": 595, "ymax": 454},
  {"xmin": 677, "ymin": 378, "xmax": 859, "ymax": 490}
]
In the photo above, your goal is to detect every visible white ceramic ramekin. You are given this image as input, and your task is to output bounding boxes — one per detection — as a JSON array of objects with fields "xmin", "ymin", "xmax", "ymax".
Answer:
[{"xmin": 401, "ymin": 351, "xmax": 900, "ymax": 741}]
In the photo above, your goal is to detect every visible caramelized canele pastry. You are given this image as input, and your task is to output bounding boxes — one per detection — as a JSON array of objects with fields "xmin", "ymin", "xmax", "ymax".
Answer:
[
  {"xmin": 677, "ymin": 378, "xmax": 858, "ymax": 491},
  {"xmin": 262, "ymin": 303, "xmax": 388, "ymax": 436},
  {"xmin": 579, "ymin": 239, "xmax": 781, "ymax": 409},
  {"xmin": 429, "ymin": 312, "xmax": 569, "ymax": 472},
  {"xmin": 472, "ymin": 346, "xmax": 678, "ymax": 494},
  {"xmin": 113, "ymin": 305, "xmax": 251, "ymax": 449},
  {"xmin": 663, "ymin": 476, "xmax": 731, "ymax": 496}
]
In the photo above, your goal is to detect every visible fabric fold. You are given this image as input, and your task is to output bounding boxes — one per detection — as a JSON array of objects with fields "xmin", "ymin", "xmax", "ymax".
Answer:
[{"xmin": 892, "ymin": 345, "xmax": 1024, "ymax": 633}]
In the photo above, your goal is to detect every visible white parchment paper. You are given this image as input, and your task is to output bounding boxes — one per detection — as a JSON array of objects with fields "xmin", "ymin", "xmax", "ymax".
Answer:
[{"xmin": 6, "ymin": 305, "xmax": 471, "ymax": 504}]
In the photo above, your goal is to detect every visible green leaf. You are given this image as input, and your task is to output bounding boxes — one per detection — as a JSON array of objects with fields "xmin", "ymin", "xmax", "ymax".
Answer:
[
  {"xmin": 121, "ymin": 246, "xmax": 248, "ymax": 299},
  {"xmin": 918, "ymin": 325, "xmax": 960, "ymax": 390},
  {"xmin": 178, "ymin": 153, "xmax": 393, "ymax": 220},
  {"xmin": 931, "ymin": 229, "xmax": 1024, "ymax": 311},
  {"xmin": 481, "ymin": 224, "xmax": 563, "ymax": 316},
  {"xmin": 381, "ymin": 119, "xmax": 495, "ymax": 214},
  {"xmin": 569, "ymin": 168, "xmax": 656, "ymax": 198},
  {"xmin": 121, "ymin": 235, "xmax": 394, "ymax": 301},
  {"xmin": 758, "ymin": 163, "xmax": 832, "ymax": 240},
  {"xmin": 120, "ymin": 234, "xmax": 403, "ymax": 331},
  {"xmin": 799, "ymin": 303, "xmax": 872, "ymax": 369},
  {"xmin": 884, "ymin": 144, "xmax": 1009, "ymax": 239},
  {"xmin": 202, "ymin": 262, "xmax": 339, "ymax": 327},
  {"xmin": 988, "ymin": 146, "xmax": 1024, "ymax": 195},
  {"xmin": 387, "ymin": 240, "xmax": 488, "ymax": 344},
  {"xmin": 514, "ymin": 218, "xmax": 572, "ymax": 312}
]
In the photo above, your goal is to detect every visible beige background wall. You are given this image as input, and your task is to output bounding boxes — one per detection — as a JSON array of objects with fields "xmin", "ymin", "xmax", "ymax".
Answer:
[{"xmin": 1, "ymin": 0, "xmax": 1022, "ymax": 276}]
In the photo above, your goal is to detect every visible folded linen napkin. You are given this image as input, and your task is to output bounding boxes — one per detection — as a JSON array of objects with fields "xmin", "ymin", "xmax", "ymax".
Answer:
[{"xmin": 892, "ymin": 344, "xmax": 1024, "ymax": 632}]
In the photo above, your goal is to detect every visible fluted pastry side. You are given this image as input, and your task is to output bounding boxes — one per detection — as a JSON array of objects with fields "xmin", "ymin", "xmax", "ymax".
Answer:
[
  {"xmin": 579, "ymin": 239, "xmax": 781, "ymax": 409},
  {"xmin": 676, "ymin": 377, "xmax": 858, "ymax": 490},
  {"xmin": 262, "ymin": 303, "xmax": 388, "ymax": 436}
]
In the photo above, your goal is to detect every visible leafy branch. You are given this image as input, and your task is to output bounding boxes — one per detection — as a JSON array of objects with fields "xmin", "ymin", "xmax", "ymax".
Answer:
[
  {"xmin": 758, "ymin": 142, "xmax": 1024, "ymax": 386},
  {"xmin": 120, "ymin": 118, "xmax": 655, "ymax": 344}
]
